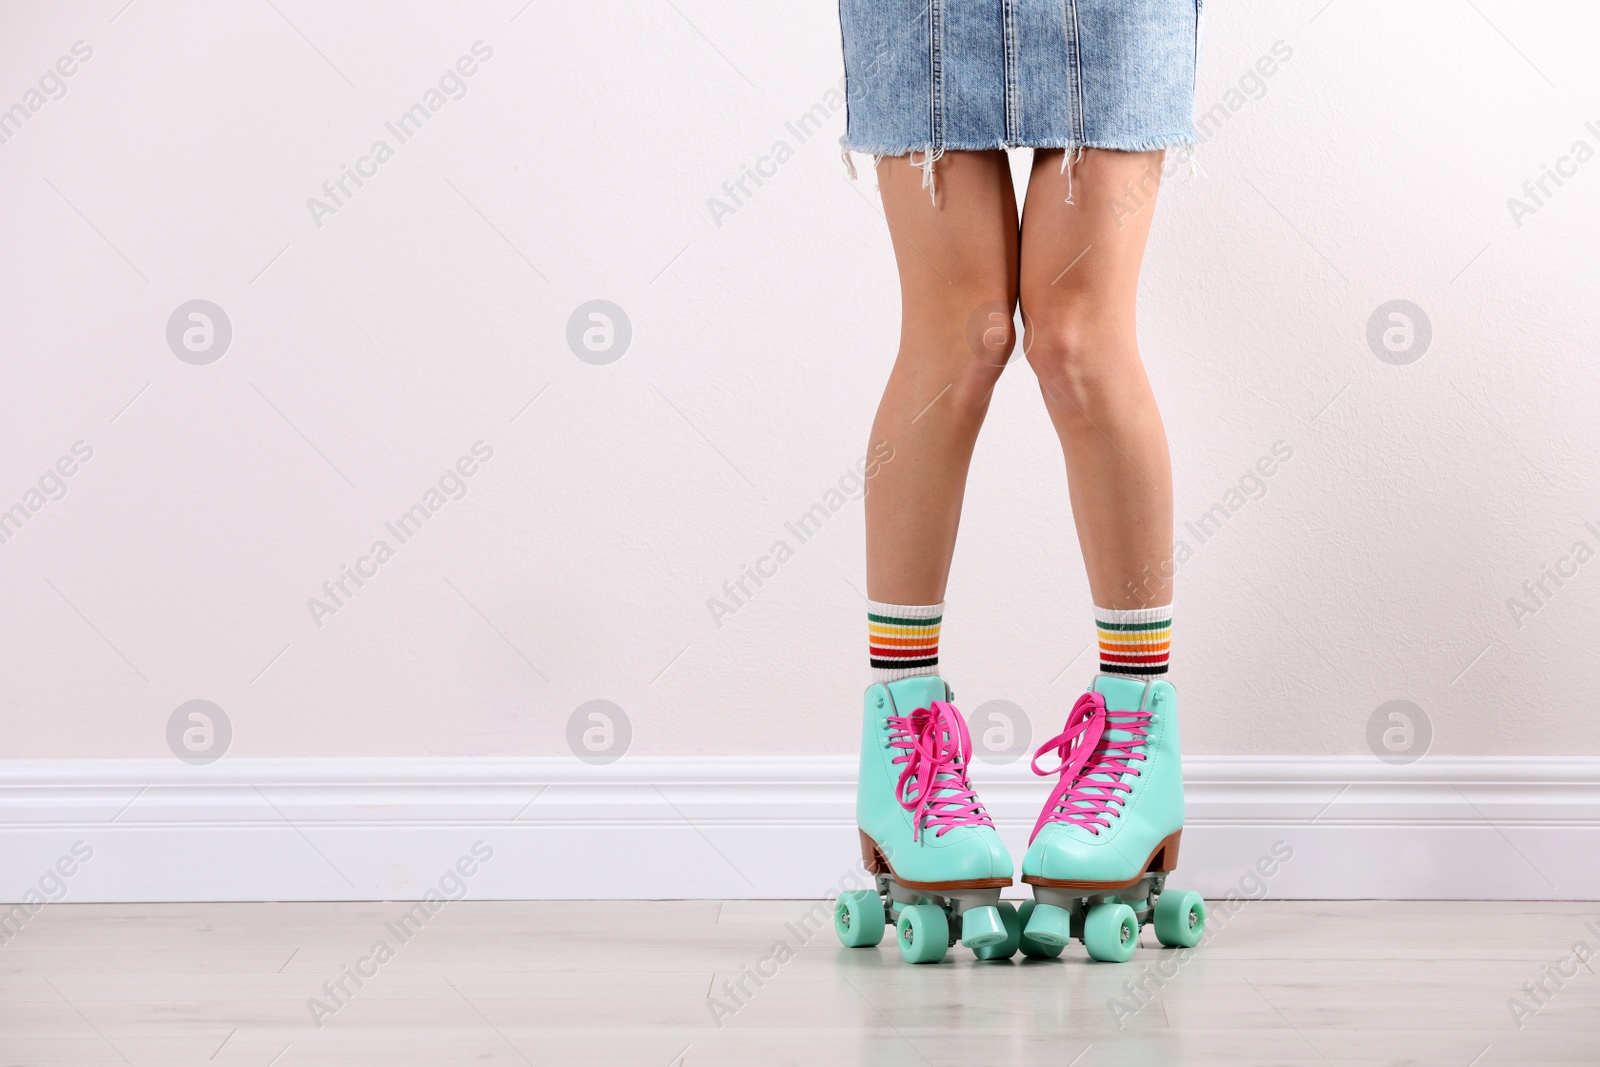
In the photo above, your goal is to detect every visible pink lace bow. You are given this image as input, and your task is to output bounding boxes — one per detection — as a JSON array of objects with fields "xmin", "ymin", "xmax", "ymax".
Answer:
[
  {"xmin": 1028, "ymin": 691, "xmax": 1152, "ymax": 844},
  {"xmin": 887, "ymin": 700, "xmax": 995, "ymax": 841}
]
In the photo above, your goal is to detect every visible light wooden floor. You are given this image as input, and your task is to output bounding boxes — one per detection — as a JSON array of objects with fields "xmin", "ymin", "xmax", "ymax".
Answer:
[{"xmin": 1, "ymin": 899, "xmax": 1597, "ymax": 1065}]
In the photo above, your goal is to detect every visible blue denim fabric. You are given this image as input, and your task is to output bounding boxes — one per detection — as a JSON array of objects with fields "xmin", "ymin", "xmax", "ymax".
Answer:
[{"xmin": 839, "ymin": 0, "xmax": 1201, "ymax": 155}]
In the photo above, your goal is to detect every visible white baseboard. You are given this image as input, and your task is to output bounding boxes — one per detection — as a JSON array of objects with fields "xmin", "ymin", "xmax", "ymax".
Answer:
[{"xmin": 2, "ymin": 756, "xmax": 1598, "ymax": 902}]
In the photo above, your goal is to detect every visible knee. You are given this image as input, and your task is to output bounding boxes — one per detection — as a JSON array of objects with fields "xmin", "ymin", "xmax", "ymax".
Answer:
[
  {"xmin": 1020, "ymin": 311, "xmax": 1144, "ymax": 419},
  {"xmin": 907, "ymin": 295, "xmax": 1015, "ymax": 423},
  {"xmin": 944, "ymin": 346, "xmax": 1009, "ymax": 424},
  {"xmin": 967, "ymin": 299, "xmax": 1018, "ymax": 371},
  {"xmin": 948, "ymin": 309, "xmax": 1016, "ymax": 420}
]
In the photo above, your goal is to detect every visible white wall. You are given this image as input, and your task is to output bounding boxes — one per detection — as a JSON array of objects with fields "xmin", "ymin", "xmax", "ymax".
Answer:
[{"xmin": 2, "ymin": 0, "xmax": 1597, "ymax": 769}]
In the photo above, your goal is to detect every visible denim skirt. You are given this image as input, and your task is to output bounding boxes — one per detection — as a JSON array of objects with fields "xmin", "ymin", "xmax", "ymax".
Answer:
[{"xmin": 839, "ymin": 0, "xmax": 1202, "ymax": 158}]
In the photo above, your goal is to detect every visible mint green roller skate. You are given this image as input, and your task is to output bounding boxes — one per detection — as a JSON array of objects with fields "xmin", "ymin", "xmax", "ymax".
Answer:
[
  {"xmin": 832, "ymin": 675, "xmax": 1016, "ymax": 964},
  {"xmin": 1019, "ymin": 676, "xmax": 1206, "ymax": 962}
]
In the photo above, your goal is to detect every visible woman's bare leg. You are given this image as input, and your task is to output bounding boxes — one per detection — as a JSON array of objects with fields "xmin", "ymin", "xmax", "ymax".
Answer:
[
  {"xmin": 865, "ymin": 152, "xmax": 1020, "ymax": 605},
  {"xmin": 1018, "ymin": 149, "xmax": 1173, "ymax": 609}
]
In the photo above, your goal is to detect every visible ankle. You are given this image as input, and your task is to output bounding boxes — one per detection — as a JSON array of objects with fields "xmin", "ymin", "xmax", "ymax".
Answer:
[
  {"xmin": 1094, "ymin": 604, "xmax": 1171, "ymax": 678},
  {"xmin": 868, "ymin": 600, "xmax": 942, "ymax": 685}
]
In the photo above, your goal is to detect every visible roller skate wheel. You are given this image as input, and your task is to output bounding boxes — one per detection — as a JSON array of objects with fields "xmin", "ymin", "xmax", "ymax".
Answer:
[
  {"xmin": 895, "ymin": 903, "xmax": 950, "ymax": 964},
  {"xmin": 1083, "ymin": 902, "xmax": 1139, "ymax": 963},
  {"xmin": 834, "ymin": 890, "xmax": 886, "ymax": 948},
  {"xmin": 1153, "ymin": 889, "xmax": 1206, "ymax": 948},
  {"xmin": 1014, "ymin": 901, "xmax": 1065, "ymax": 959},
  {"xmin": 960, "ymin": 904, "xmax": 1007, "ymax": 949},
  {"xmin": 971, "ymin": 901, "xmax": 1022, "ymax": 960},
  {"xmin": 1021, "ymin": 900, "xmax": 1073, "ymax": 949}
]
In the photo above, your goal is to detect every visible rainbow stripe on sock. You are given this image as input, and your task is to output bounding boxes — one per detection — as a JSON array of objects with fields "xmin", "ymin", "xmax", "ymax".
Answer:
[
  {"xmin": 1095, "ymin": 606, "xmax": 1172, "ymax": 676},
  {"xmin": 868, "ymin": 602, "xmax": 941, "ymax": 677}
]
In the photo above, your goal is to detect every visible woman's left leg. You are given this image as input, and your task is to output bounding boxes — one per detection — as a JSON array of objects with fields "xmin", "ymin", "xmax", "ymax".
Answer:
[
  {"xmin": 1017, "ymin": 148, "xmax": 1173, "ymax": 619},
  {"xmin": 1014, "ymin": 149, "xmax": 1202, "ymax": 958}
]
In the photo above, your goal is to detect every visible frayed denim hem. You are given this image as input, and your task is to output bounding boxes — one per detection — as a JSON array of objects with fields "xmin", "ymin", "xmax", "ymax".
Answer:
[
  {"xmin": 841, "ymin": 134, "xmax": 1196, "ymax": 157},
  {"xmin": 839, "ymin": 134, "xmax": 1198, "ymax": 203}
]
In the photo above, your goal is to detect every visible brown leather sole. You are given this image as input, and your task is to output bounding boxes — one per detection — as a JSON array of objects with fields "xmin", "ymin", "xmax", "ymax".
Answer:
[
  {"xmin": 1020, "ymin": 830, "xmax": 1182, "ymax": 892},
  {"xmin": 859, "ymin": 829, "xmax": 1012, "ymax": 891}
]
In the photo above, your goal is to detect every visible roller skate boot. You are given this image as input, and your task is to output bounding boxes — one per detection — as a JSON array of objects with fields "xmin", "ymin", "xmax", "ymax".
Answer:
[
  {"xmin": 1018, "ymin": 675, "xmax": 1206, "ymax": 962},
  {"xmin": 832, "ymin": 675, "xmax": 1018, "ymax": 963}
]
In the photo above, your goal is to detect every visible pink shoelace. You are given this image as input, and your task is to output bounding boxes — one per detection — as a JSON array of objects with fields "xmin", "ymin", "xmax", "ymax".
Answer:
[
  {"xmin": 1027, "ymin": 691, "xmax": 1153, "ymax": 844},
  {"xmin": 887, "ymin": 700, "xmax": 996, "ymax": 841}
]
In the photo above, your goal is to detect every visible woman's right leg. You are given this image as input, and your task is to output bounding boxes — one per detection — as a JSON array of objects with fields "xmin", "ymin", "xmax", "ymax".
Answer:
[
  {"xmin": 865, "ymin": 151, "xmax": 1019, "ymax": 613},
  {"xmin": 851, "ymin": 155, "xmax": 1021, "ymax": 963}
]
